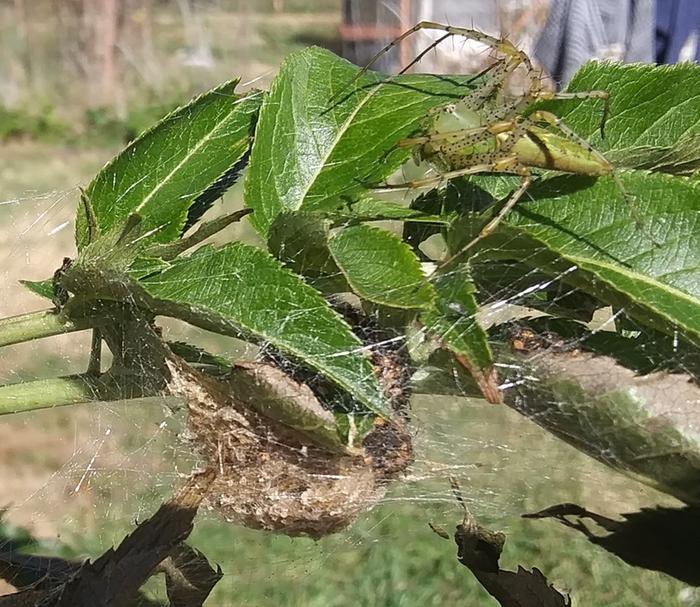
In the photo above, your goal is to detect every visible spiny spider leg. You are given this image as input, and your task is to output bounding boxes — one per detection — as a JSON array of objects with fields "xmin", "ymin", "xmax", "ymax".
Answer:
[
  {"xmin": 397, "ymin": 121, "xmax": 514, "ymax": 147},
  {"xmin": 380, "ymin": 157, "xmax": 520, "ymax": 190},
  {"xmin": 529, "ymin": 90, "xmax": 611, "ymax": 138},
  {"xmin": 424, "ymin": 58, "xmax": 509, "ymax": 120},
  {"xmin": 397, "ymin": 32, "xmax": 452, "ymax": 75},
  {"xmin": 379, "ymin": 117, "xmax": 526, "ymax": 191},
  {"xmin": 356, "ymin": 22, "xmax": 646, "ymax": 254},
  {"xmin": 528, "ymin": 110, "xmax": 612, "ymax": 171},
  {"xmin": 428, "ymin": 522, "xmax": 451, "ymax": 540},
  {"xmin": 363, "ymin": 21, "xmax": 532, "ymax": 76},
  {"xmin": 442, "ymin": 173, "xmax": 533, "ymax": 267},
  {"xmin": 340, "ymin": 21, "xmax": 538, "ymax": 101}
]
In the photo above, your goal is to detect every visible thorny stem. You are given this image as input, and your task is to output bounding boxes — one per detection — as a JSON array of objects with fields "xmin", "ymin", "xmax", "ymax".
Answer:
[{"xmin": 0, "ymin": 309, "xmax": 91, "ymax": 348}]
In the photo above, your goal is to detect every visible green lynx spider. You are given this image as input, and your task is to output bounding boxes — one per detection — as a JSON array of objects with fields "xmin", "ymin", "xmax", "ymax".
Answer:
[{"xmin": 360, "ymin": 21, "xmax": 630, "ymax": 260}]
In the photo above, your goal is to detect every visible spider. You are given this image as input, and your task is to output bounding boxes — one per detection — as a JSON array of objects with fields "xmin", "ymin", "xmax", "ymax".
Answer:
[{"xmin": 357, "ymin": 21, "xmax": 633, "ymax": 261}]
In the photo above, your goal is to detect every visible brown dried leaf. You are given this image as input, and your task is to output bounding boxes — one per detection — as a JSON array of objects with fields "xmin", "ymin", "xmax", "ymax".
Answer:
[
  {"xmin": 524, "ymin": 503, "xmax": 700, "ymax": 586},
  {"xmin": 161, "ymin": 544, "xmax": 222, "ymax": 607},
  {"xmin": 0, "ymin": 471, "xmax": 214, "ymax": 607},
  {"xmin": 439, "ymin": 482, "xmax": 570, "ymax": 607}
]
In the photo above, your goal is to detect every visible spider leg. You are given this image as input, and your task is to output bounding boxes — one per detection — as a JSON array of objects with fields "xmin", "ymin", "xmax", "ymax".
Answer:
[
  {"xmin": 424, "ymin": 58, "xmax": 510, "ymax": 121},
  {"xmin": 397, "ymin": 32, "xmax": 453, "ymax": 75},
  {"xmin": 398, "ymin": 120, "xmax": 516, "ymax": 147},
  {"xmin": 344, "ymin": 21, "xmax": 538, "ymax": 102},
  {"xmin": 364, "ymin": 21, "xmax": 530, "ymax": 75},
  {"xmin": 533, "ymin": 90, "xmax": 610, "ymax": 137},
  {"xmin": 449, "ymin": 477, "xmax": 468, "ymax": 513},
  {"xmin": 441, "ymin": 169, "xmax": 532, "ymax": 266},
  {"xmin": 381, "ymin": 158, "xmax": 518, "ymax": 190},
  {"xmin": 528, "ymin": 110, "xmax": 611, "ymax": 171}
]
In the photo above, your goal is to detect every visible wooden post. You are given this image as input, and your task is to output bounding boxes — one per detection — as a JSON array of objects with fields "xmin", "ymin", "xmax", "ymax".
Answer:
[
  {"xmin": 399, "ymin": 0, "xmax": 413, "ymax": 69},
  {"xmin": 96, "ymin": 0, "xmax": 119, "ymax": 107}
]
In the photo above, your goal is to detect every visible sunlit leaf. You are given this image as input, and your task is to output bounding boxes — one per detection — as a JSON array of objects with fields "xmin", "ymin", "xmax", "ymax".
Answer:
[
  {"xmin": 421, "ymin": 264, "xmax": 499, "ymax": 403},
  {"xmin": 329, "ymin": 225, "xmax": 435, "ymax": 309},
  {"xmin": 557, "ymin": 62, "xmax": 700, "ymax": 174},
  {"xmin": 244, "ymin": 46, "xmax": 471, "ymax": 234},
  {"xmin": 473, "ymin": 172, "xmax": 700, "ymax": 346},
  {"xmin": 77, "ymin": 81, "xmax": 261, "ymax": 250}
]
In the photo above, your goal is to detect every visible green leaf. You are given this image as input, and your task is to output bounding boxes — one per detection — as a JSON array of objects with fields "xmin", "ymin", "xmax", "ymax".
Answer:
[
  {"xmin": 420, "ymin": 264, "xmax": 498, "ymax": 403},
  {"xmin": 505, "ymin": 344, "xmax": 700, "ymax": 505},
  {"xmin": 482, "ymin": 171, "xmax": 700, "ymax": 346},
  {"xmin": 329, "ymin": 225, "xmax": 435, "ymax": 309},
  {"xmin": 244, "ymin": 46, "xmax": 471, "ymax": 234},
  {"xmin": 128, "ymin": 256, "xmax": 173, "ymax": 280},
  {"xmin": 267, "ymin": 212, "xmax": 340, "ymax": 277},
  {"xmin": 20, "ymin": 279, "xmax": 54, "ymax": 301},
  {"xmin": 467, "ymin": 63, "xmax": 700, "ymax": 198},
  {"xmin": 139, "ymin": 242, "xmax": 388, "ymax": 416},
  {"xmin": 76, "ymin": 81, "xmax": 262, "ymax": 250},
  {"xmin": 331, "ymin": 196, "xmax": 451, "ymax": 224},
  {"xmin": 430, "ymin": 64, "xmax": 700, "ymax": 345},
  {"xmin": 550, "ymin": 62, "xmax": 700, "ymax": 174}
]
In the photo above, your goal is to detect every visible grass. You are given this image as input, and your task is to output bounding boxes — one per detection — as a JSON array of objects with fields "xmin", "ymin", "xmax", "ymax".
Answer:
[
  {"xmin": 44, "ymin": 396, "xmax": 692, "ymax": 607},
  {"xmin": 0, "ymin": 106, "xmax": 67, "ymax": 142}
]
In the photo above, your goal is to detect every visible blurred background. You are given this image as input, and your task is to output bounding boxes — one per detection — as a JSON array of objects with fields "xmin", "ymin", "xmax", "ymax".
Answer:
[
  {"xmin": 2, "ymin": 0, "xmax": 697, "ymax": 142},
  {"xmin": 0, "ymin": 0, "xmax": 553, "ymax": 144},
  {"xmin": 0, "ymin": 1, "xmax": 698, "ymax": 605}
]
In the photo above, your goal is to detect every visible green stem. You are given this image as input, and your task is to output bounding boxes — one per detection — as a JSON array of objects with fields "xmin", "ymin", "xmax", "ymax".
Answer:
[
  {"xmin": 0, "ymin": 374, "xmax": 98, "ymax": 415},
  {"xmin": 0, "ymin": 309, "xmax": 88, "ymax": 348},
  {"xmin": 0, "ymin": 373, "xmax": 183, "ymax": 416}
]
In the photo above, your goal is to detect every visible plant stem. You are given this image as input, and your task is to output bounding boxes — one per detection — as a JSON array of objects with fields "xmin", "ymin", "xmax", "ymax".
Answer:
[
  {"xmin": 0, "ymin": 373, "xmax": 183, "ymax": 416},
  {"xmin": 0, "ymin": 309, "xmax": 88, "ymax": 348},
  {"xmin": 0, "ymin": 374, "xmax": 98, "ymax": 414}
]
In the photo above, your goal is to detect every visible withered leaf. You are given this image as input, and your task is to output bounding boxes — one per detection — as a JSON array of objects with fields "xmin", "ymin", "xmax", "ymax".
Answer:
[
  {"xmin": 524, "ymin": 502, "xmax": 700, "ymax": 586},
  {"xmin": 0, "ymin": 471, "xmax": 215, "ymax": 607},
  {"xmin": 160, "ymin": 544, "xmax": 222, "ymax": 607},
  {"xmin": 438, "ymin": 481, "xmax": 571, "ymax": 607}
]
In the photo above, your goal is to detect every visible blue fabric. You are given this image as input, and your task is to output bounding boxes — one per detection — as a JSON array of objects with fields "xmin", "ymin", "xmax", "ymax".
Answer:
[
  {"xmin": 534, "ymin": 0, "xmax": 654, "ymax": 86},
  {"xmin": 655, "ymin": 0, "xmax": 700, "ymax": 62}
]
